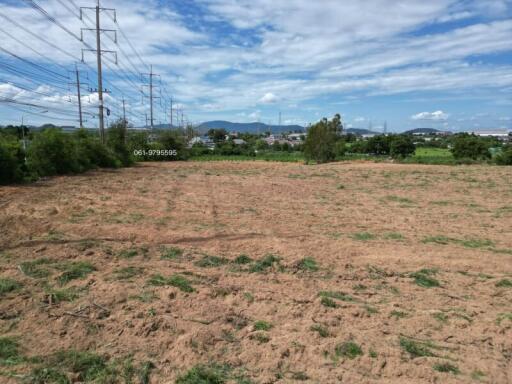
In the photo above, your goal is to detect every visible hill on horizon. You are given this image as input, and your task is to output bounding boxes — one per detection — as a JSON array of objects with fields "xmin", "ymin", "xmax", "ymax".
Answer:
[{"xmin": 196, "ymin": 120, "xmax": 305, "ymax": 134}]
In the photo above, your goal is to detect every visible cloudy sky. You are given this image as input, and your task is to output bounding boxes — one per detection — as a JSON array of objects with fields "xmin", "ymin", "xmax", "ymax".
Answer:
[{"xmin": 0, "ymin": 0, "xmax": 511, "ymax": 131}]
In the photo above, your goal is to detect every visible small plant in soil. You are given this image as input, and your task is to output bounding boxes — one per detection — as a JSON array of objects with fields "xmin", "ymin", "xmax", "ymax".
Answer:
[
  {"xmin": 410, "ymin": 269, "xmax": 440, "ymax": 288},
  {"xmin": 56, "ymin": 262, "xmax": 96, "ymax": 285},
  {"xmin": 0, "ymin": 278, "xmax": 22, "ymax": 295},
  {"xmin": 147, "ymin": 274, "xmax": 194, "ymax": 292},
  {"xmin": 310, "ymin": 324, "xmax": 329, "ymax": 337},
  {"xmin": 160, "ymin": 246, "xmax": 184, "ymax": 260},
  {"xmin": 253, "ymin": 320, "xmax": 272, "ymax": 331},
  {"xmin": 296, "ymin": 257, "xmax": 319, "ymax": 272},
  {"xmin": 249, "ymin": 254, "xmax": 282, "ymax": 273},
  {"xmin": 195, "ymin": 255, "xmax": 229, "ymax": 268},
  {"xmin": 433, "ymin": 362, "xmax": 460, "ymax": 374},
  {"xmin": 335, "ymin": 341, "xmax": 363, "ymax": 359}
]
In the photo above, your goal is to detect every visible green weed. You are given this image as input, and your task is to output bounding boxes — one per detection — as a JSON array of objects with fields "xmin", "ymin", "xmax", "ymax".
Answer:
[
  {"xmin": 19, "ymin": 258, "xmax": 54, "ymax": 278},
  {"xmin": 296, "ymin": 257, "xmax": 319, "ymax": 272},
  {"xmin": 351, "ymin": 232, "xmax": 375, "ymax": 241},
  {"xmin": 495, "ymin": 279, "xmax": 512, "ymax": 288},
  {"xmin": 253, "ymin": 321, "xmax": 272, "ymax": 331},
  {"xmin": 399, "ymin": 337, "xmax": 436, "ymax": 358},
  {"xmin": 113, "ymin": 267, "xmax": 144, "ymax": 280},
  {"xmin": 233, "ymin": 254, "xmax": 252, "ymax": 264},
  {"xmin": 433, "ymin": 362, "xmax": 460, "ymax": 374},
  {"xmin": 147, "ymin": 274, "xmax": 194, "ymax": 293},
  {"xmin": 0, "ymin": 278, "xmax": 22, "ymax": 295},
  {"xmin": 249, "ymin": 254, "xmax": 281, "ymax": 273},
  {"xmin": 0, "ymin": 337, "xmax": 22, "ymax": 365},
  {"xmin": 335, "ymin": 342, "xmax": 363, "ymax": 359},
  {"xmin": 160, "ymin": 246, "xmax": 183, "ymax": 260},
  {"xmin": 195, "ymin": 255, "xmax": 229, "ymax": 268},
  {"xmin": 310, "ymin": 324, "xmax": 329, "ymax": 337},
  {"xmin": 56, "ymin": 262, "xmax": 96, "ymax": 285},
  {"xmin": 410, "ymin": 269, "xmax": 440, "ymax": 288}
]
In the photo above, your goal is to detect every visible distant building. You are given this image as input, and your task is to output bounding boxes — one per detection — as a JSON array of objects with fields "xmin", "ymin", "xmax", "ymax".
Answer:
[
  {"xmin": 287, "ymin": 133, "xmax": 306, "ymax": 142},
  {"xmin": 233, "ymin": 138, "xmax": 246, "ymax": 145},
  {"xmin": 188, "ymin": 135, "xmax": 215, "ymax": 149},
  {"xmin": 471, "ymin": 129, "xmax": 510, "ymax": 140}
]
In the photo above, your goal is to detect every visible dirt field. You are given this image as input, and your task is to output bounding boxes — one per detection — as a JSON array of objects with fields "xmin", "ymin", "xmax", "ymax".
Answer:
[{"xmin": 1, "ymin": 161, "xmax": 511, "ymax": 383}]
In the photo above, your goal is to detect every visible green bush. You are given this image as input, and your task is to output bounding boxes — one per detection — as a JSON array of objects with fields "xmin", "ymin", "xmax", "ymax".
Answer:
[
  {"xmin": 495, "ymin": 145, "xmax": 512, "ymax": 165},
  {"xmin": 27, "ymin": 128, "xmax": 82, "ymax": 176},
  {"xmin": 0, "ymin": 136, "xmax": 25, "ymax": 184},
  {"xmin": 107, "ymin": 120, "xmax": 133, "ymax": 166},
  {"xmin": 451, "ymin": 134, "xmax": 491, "ymax": 160}
]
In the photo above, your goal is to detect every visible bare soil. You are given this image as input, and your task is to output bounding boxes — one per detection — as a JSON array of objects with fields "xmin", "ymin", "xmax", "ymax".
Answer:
[{"xmin": 1, "ymin": 161, "xmax": 511, "ymax": 383}]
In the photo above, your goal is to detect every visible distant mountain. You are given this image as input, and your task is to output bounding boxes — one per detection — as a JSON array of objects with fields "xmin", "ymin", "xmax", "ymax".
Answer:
[
  {"xmin": 345, "ymin": 128, "xmax": 381, "ymax": 135},
  {"xmin": 197, "ymin": 120, "xmax": 305, "ymax": 134},
  {"xmin": 403, "ymin": 128, "xmax": 440, "ymax": 134}
]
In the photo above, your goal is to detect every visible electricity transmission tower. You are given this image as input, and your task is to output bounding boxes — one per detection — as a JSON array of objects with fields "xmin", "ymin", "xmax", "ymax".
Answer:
[
  {"xmin": 80, "ymin": 1, "xmax": 117, "ymax": 143},
  {"xmin": 141, "ymin": 65, "xmax": 160, "ymax": 130}
]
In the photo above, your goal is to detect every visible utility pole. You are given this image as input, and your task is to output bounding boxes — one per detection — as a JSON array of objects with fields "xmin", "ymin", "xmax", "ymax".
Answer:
[
  {"xmin": 75, "ymin": 66, "xmax": 83, "ymax": 128},
  {"xmin": 141, "ymin": 66, "xmax": 160, "ymax": 131},
  {"xmin": 80, "ymin": 1, "xmax": 117, "ymax": 143},
  {"xmin": 170, "ymin": 97, "xmax": 173, "ymax": 128},
  {"xmin": 69, "ymin": 65, "xmax": 87, "ymax": 128},
  {"xmin": 122, "ymin": 97, "xmax": 126, "ymax": 122},
  {"xmin": 150, "ymin": 65, "xmax": 153, "ymax": 129}
]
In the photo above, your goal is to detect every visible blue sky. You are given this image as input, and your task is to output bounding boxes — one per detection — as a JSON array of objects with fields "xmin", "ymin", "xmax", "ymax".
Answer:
[{"xmin": 0, "ymin": 0, "xmax": 511, "ymax": 131}]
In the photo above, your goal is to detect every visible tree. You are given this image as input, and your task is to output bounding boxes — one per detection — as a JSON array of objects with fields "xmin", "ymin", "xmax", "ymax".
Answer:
[
  {"xmin": 451, "ymin": 134, "xmax": 490, "ymax": 160},
  {"xmin": 207, "ymin": 128, "xmax": 227, "ymax": 143},
  {"xmin": 107, "ymin": 119, "xmax": 133, "ymax": 166},
  {"xmin": 390, "ymin": 135, "xmax": 415, "ymax": 158},
  {"xmin": 495, "ymin": 145, "xmax": 512, "ymax": 165},
  {"xmin": 303, "ymin": 114, "xmax": 343, "ymax": 163}
]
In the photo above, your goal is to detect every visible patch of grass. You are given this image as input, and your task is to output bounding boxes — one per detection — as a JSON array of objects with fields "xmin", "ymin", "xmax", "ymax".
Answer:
[
  {"xmin": 19, "ymin": 258, "xmax": 54, "ymax": 278},
  {"xmin": 385, "ymin": 195, "xmax": 414, "ymax": 204},
  {"xmin": 422, "ymin": 235, "xmax": 457, "ymax": 245},
  {"xmin": 410, "ymin": 269, "xmax": 440, "ymax": 288},
  {"xmin": 495, "ymin": 279, "xmax": 512, "ymax": 288},
  {"xmin": 351, "ymin": 232, "xmax": 375, "ymax": 241},
  {"xmin": 251, "ymin": 332, "xmax": 270, "ymax": 344},
  {"xmin": 195, "ymin": 255, "xmax": 229, "ymax": 268},
  {"xmin": 249, "ymin": 254, "xmax": 281, "ymax": 273},
  {"xmin": 433, "ymin": 362, "xmax": 460, "ymax": 375},
  {"xmin": 0, "ymin": 337, "xmax": 21, "ymax": 365},
  {"xmin": 113, "ymin": 267, "xmax": 144, "ymax": 280},
  {"xmin": 291, "ymin": 371, "xmax": 308, "ymax": 380},
  {"xmin": 390, "ymin": 310, "xmax": 408, "ymax": 319},
  {"xmin": 433, "ymin": 312, "xmax": 449, "ymax": 324},
  {"xmin": 233, "ymin": 254, "xmax": 252, "ymax": 264},
  {"xmin": 364, "ymin": 305, "xmax": 379, "ymax": 315},
  {"xmin": 496, "ymin": 312, "xmax": 512, "ymax": 325},
  {"xmin": 399, "ymin": 337, "xmax": 436, "ymax": 358},
  {"xmin": 319, "ymin": 291, "xmax": 356, "ymax": 302},
  {"xmin": 471, "ymin": 370, "xmax": 486, "ymax": 381},
  {"xmin": 176, "ymin": 363, "xmax": 230, "ymax": 384},
  {"xmin": 320, "ymin": 297, "xmax": 337, "ymax": 308},
  {"xmin": 296, "ymin": 257, "xmax": 319, "ymax": 272},
  {"xmin": 335, "ymin": 342, "xmax": 363, "ymax": 359},
  {"xmin": 310, "ymin": 324, "xmax": 329, "ymax": 337},
  {"xmin": 336, "ymin": 184, "xmax": 345, "ymax": 190},
  {"xmin": 369, "ymin": 349, "xmax": 378, "ymax": 358},
  {"xmin": 131, "ymin": 290, "xmax": 158, "ymax": 303},
  {"xmin": 118, "ymin": 247, "xmax": 146, "ymax": 259},
  {"xmin": 384, "ymin": 232, "xmax": 404, "ymax": 241},
  {"xmin": 147, "ymin": 274, "xmax": 194, "ymax": 293},
  {"xmin": 30, "ymin": 350, "xmax": 154, "ymax": 384},
  {"xmin": 253, "ymin": 320, "xmax": 272, "ymax": 331},
  {"xmin": 460, "ymin": 238, "xmax": 494, "ymax": 249},
  {"xmin": 0, "ymin": 278, "xmax": 22, "ymax": 295},
  {"xmin": 45, "ymin": 286, "xmax": 80, "ymax": 303},
  {"xmin": 56, "ymin": 262, "xmax": 96, "ymax": 285},
  {"xmin": 160, "ymin": 246, "xmax": 183, "ymax": 260}
]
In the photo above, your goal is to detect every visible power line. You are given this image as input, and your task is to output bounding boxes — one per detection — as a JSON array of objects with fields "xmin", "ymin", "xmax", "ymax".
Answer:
[{"xmin": 0, "ymin": 45, "xmax": 69, "ymax": 81}]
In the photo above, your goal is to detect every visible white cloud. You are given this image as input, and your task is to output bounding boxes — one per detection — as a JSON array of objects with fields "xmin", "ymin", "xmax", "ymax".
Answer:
[
  {"xmin": 411, "ymin": 110, "xmax": 449, "ymax": 121},
  {"xmin": 258, "ymin": 92, "xmax": 279, "ymax": 104}
]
